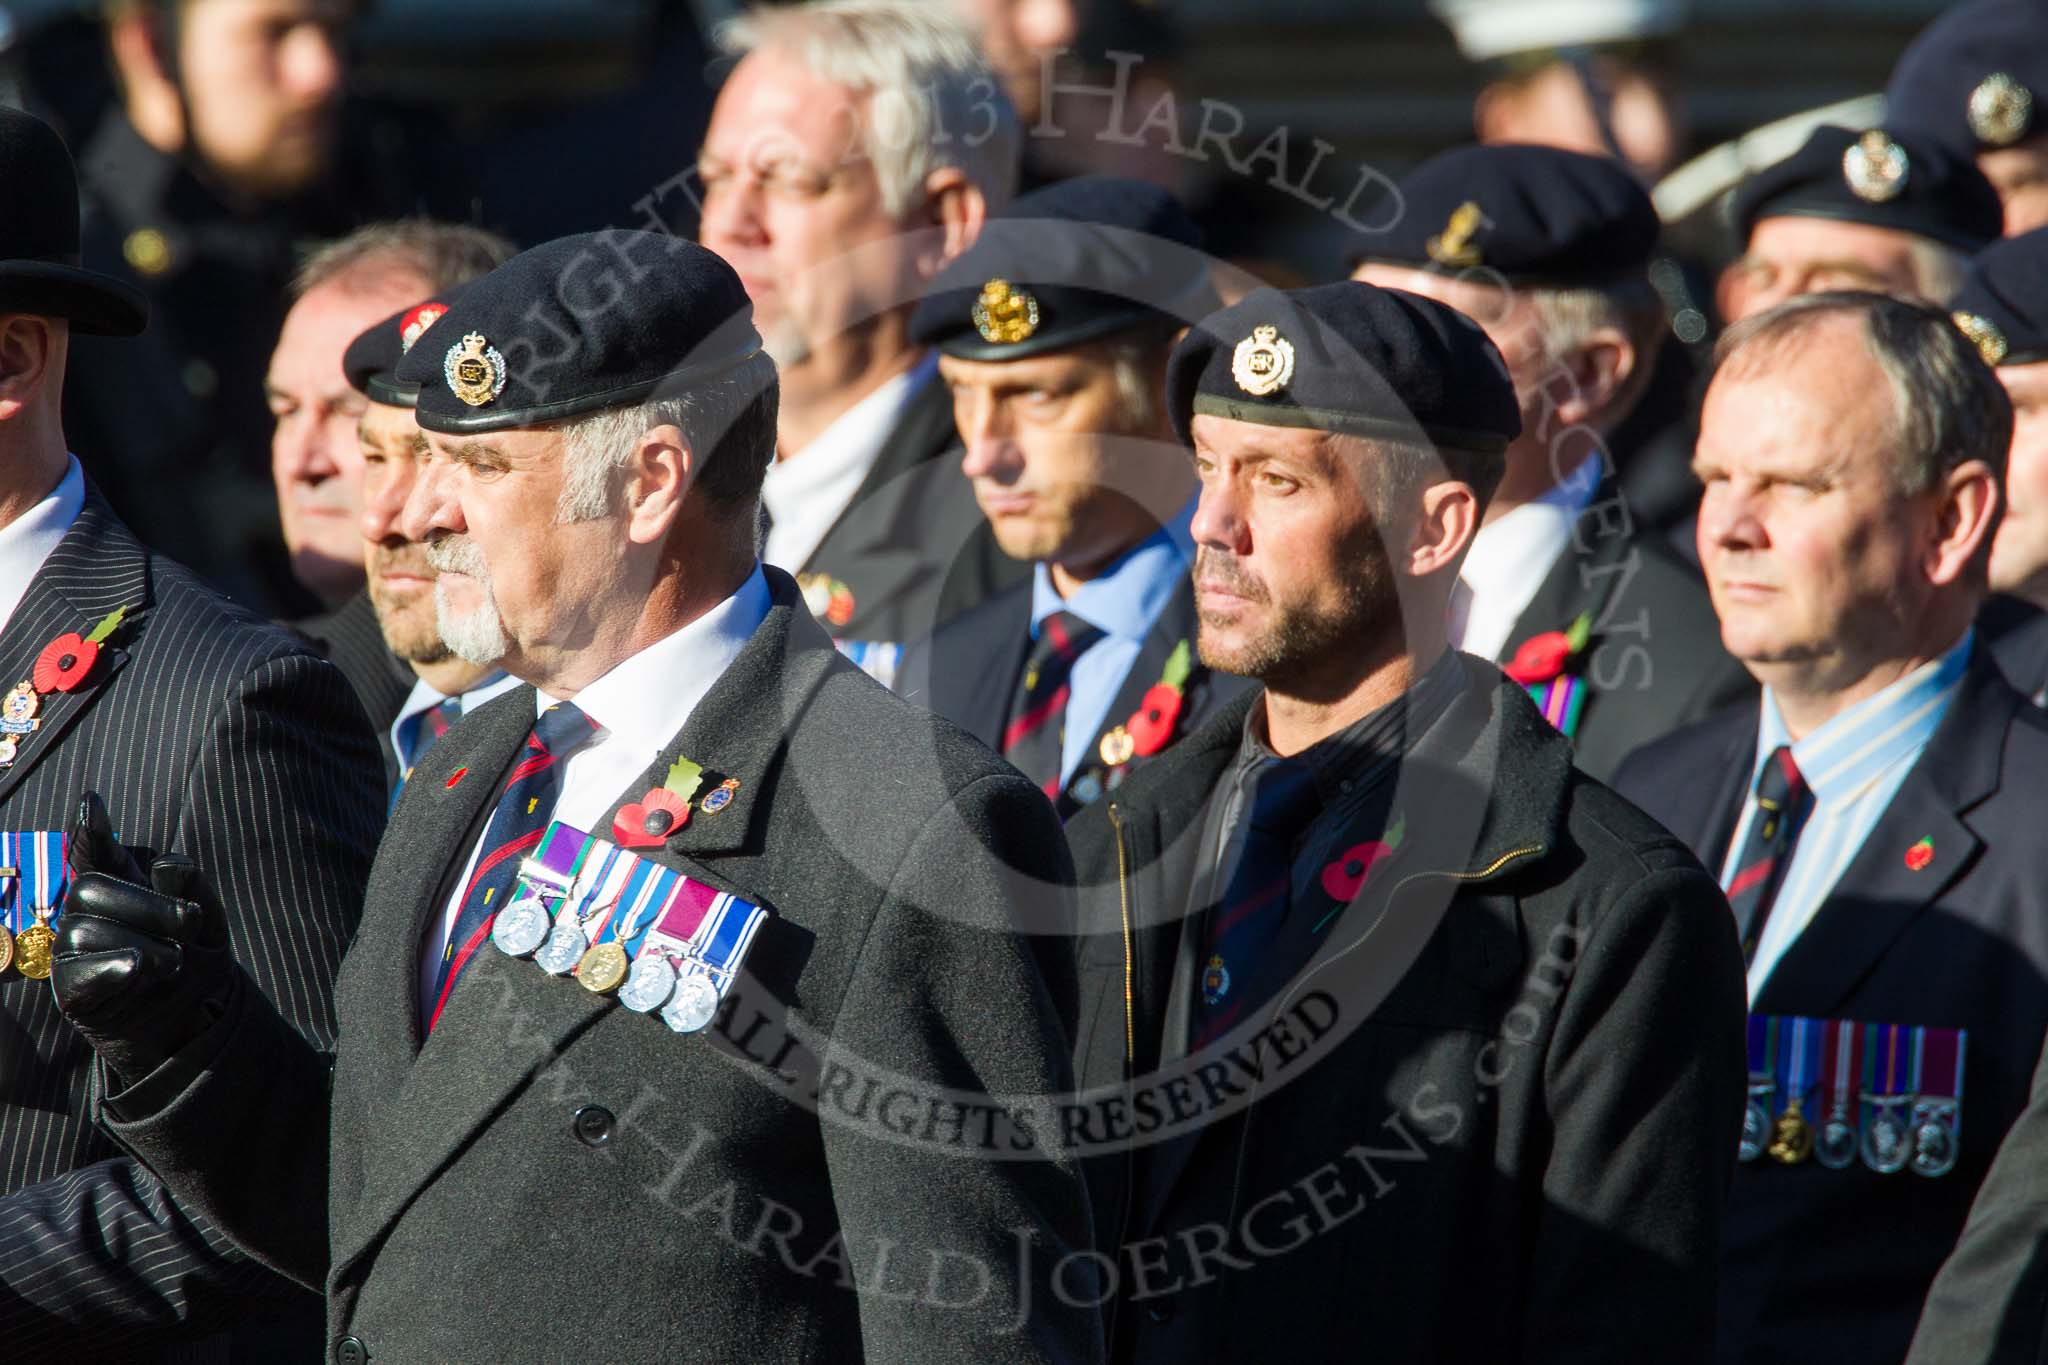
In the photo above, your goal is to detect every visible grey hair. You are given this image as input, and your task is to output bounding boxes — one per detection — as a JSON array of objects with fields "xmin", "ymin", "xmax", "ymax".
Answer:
[
  {"xmin": 718, "ymin": 0, "xmax": 1020, "ymax": 217},
  {"xmin": 1714, "ymin": 290, "xmax": 2012, "ymax": 496},
  {"xmin": 554, "ymin": 355, "xmax": 781, "ymax": 524},
  {"xmin": 292, "ymin": 220, "xmax": 517, "ymax": 301},
  {"xmin": 1526, "ymin": 275, "xmax": 1668, "ymax": 432}
]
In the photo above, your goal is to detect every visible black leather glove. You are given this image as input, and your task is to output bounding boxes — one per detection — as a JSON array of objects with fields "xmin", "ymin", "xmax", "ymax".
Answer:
[{"xmin": 52, "ymin": 791, "xmax": 233, "ymax": 1084}]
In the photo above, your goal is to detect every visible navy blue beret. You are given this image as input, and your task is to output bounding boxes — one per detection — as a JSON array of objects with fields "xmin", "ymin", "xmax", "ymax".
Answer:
[
  {"xmin": 1950, "ymin": 227, "xmax": 2048, "ymax": 365},
  {"xmin": 1351, "ymin": 143, "xmax": 1660, "ymax": 287},
  {"xmin": 1166, "ymin": 281, "xmax": 1521, "ymax": 454},
  {"xmin": 344, "ymin": 280, "xmax": 479, "ymax": 408},
  {"xmin": 1731, "ymin": 125, "xmax": 2004, "ymax": 253},
  {"xmin": 1887, "ymin": 0, "xmax": 2048, "ymax": 157},
  {"xmin": 908, "ymin": 175, "xmax": 1216, "ymax": 361},
  {"xmin": 392, "ymin": 231, "xmax": 763, "ymax": 434}
]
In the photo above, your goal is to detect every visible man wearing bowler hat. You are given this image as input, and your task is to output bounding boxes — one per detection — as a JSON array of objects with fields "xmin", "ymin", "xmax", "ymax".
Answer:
[
  {"xmin": 0, "ymin": 106, "xmax": 383, "ymax": 1357},
  {"xmin": 1064, "ymin": 279, "xmax": 1746, "ymax": 1362},
  {"xmin": 897, "ymin": 176, "xmax": 1250, "ymax": 818},
  {"xmin": 48, "ymin": 229, "xmax": 1101, "ymax": 1363}
]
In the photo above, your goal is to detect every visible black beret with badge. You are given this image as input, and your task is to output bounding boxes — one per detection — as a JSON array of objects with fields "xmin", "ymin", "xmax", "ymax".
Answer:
[
  {"xmin": 1350, "ymin": 142, "xmax": 1661, "ymax": 287},
  {"xmin": 1165, "ymin": 280, "xmax": 1522, "ymax": 455},
  {"xmin": 1950, "ymin": 227, "xmax": 2048, "ymax": 367},
  {"xmin": 392, "ymin": 230, "xmax": 763, "ymax": 434},
  {"xmin": 1730, "ymin": 125, "xmax": 2004, "ymax": 253},
  {"xmin": 1887, "ymin": 0, "xmax": 2048, "ymax": 157},
  {"xmin": 343, "ymin": 280, "xmax": 480, "ymax": 408},
  {"xmin": 908, "ymin": 174, "xmax": 1217, "ymax": 361}
]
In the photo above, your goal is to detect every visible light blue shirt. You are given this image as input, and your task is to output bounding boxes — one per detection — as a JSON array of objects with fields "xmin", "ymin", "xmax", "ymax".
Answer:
[
  {"xmin": 1029, "ymin": 501, "xmax": 1196, "ymax": 784},
  {"xmin": 1724, "ymin": 631, "xmax": 1973, "ymax": 998}
]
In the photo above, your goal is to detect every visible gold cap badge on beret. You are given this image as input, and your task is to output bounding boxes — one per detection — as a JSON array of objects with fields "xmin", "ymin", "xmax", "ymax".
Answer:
[
  {"xmin": 399, "ymin": 302, "xmax": 449, "ymax": 354},
  {"xmin": 1842, "ymin": 130, "xmax": 1910, "ymax": 203},
  {"xmin": 1426, "ymin": 201, "xmax": 1488, "ymax": 269},
  {"xmin": 1969, "ymin": 72, "xmax": 2035, "ymax": 147},
  {"xmin": 1953, "ymin": 310, "xmax": 2009, "ymax": 366},
  {"xmin": 444, "ymin": 332, "xmax": 508, "ymax": 407},
  {"xmin": 972, "ymin": 278, "xmax": 1040, "ymax": 345},
  {"xmin": 1231, "ymin": 324, "xmax": 1296, "ymax": 397}
]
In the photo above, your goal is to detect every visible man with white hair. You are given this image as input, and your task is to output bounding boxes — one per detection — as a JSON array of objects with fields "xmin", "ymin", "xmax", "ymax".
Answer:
[{"xmin": 700, "ymin": 0, "xmax": 1029, "ymax": 683}]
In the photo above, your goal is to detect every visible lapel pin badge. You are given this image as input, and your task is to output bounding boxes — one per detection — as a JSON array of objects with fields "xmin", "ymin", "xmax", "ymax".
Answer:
[{"xmin": 1905, "ymin": 836, "xmax": 1934, "ymax": 872}]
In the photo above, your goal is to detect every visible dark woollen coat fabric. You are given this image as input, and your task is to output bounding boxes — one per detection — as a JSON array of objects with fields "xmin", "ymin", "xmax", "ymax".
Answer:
[
  {"xmin": 101, "ymin": 569, "xmax": 1104, "ymax": 1364},
  {"xmin": 0, "ymin": 490, "xmax": 383, "ymax": 1359},
  {"xmin": 1064, "ymin": 657, "xmax": 1748, "ymax": 1364},
  {"xmin": 1615, "ymin": 646, "xmax": 2048, "ymax": 1365}
]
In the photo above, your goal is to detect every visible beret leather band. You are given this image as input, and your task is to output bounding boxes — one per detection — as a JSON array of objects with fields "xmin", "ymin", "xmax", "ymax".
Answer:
[
  {"xmin": 1190, "ymin": 391, "xmax": 1511, "ymax": 456},
  {"xmin": 415, "ymin": 331, "xmax": 765, "ymax": 435}
]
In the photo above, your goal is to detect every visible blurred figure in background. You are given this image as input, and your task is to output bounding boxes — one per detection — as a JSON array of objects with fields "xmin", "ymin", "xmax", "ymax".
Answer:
[
  {"xmin": 1887, "ymin": 0, "xmax": 2048, "ymax": 236},
  {"xmin": 698, "ymin": 0, "xmax": 1027, "ymax": 683}
]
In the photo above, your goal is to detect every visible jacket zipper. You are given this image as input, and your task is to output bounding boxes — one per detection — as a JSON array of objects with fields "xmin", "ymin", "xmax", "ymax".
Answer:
[{"xmin": 1108, "ymin": 801, "xmax": 1135, "ymax": 1066}]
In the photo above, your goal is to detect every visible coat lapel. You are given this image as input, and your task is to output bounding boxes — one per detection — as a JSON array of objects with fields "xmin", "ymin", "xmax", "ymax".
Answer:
[
  {"xmin": 1752, "ymin": 654, "xmax": 2012, "ymax": 1016},
  {"xmin": 929, "ymin": 582, "xmax": 1032, "ymax": 752},
  {"xmin": 0, "ymin": 494, "xmax": 151, "ymax": 806}
]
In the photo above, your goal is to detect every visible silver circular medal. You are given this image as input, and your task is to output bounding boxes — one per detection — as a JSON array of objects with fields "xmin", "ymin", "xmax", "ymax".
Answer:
[
  {"xmin": 491, "ymin": 895, "xmax": 552, "ymax": 958},
  {"xmin": 1738, "ymin": 1100, "xmax": 1769, "ymax": 1163},
  {"xmin": 619, "ymin": 953, "xmax": 678, "ymax": 1013},
  {"xmin": 1862, "ymin": 1111, "xmax": 1911, "ymax": 1174},
  {"xmin": 661, "ymin": 974, "xmax": 721, "ymax": 1034},
  {"xmin": 1815, "ymin": 1117, "xmax": 1858, "ymax": 1170},
  {"xmin": 1911, "ymin": 1119, "xmax": 1958, "ymax": 1178},
  {"xmin": 534, "ymin": 915, "xmax": 590, "ymax": 976}
]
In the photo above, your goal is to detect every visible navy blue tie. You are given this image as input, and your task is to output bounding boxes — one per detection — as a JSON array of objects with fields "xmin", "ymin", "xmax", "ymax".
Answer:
[
  {"xmin": 1191, "ymin": 757, "xmax": 1322, "ymax": 1046},
  {"xmin": 427, "ymin": 701, "xmax": 598, "ymax": 1029}
]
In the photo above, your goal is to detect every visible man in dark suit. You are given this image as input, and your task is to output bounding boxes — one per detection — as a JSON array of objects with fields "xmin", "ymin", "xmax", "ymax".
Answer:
[
  {"xmin": 1949, "ymin": 229, "xmax": 2048, "ymax": 704},
  {"xmin": 52, "ymin": 230, "xmax": 1100, "ymax": 1363},
  {"xmin": 1353, "ymin": 143, "xmax": 1752, "ymax": 779},
  {"xmin": 1065, "ymin": 279, "xmax": 1746, "ymax": 1362},
  {"xmin": 699, "ymin": 1, "xmax": 1026, "ymax": 683},
  {"xmin": 0, "ymin": 106, "xmax": 383, "ymax": 1356},
  {"xmin": 895, "ymin": 176, "xmax": 1247, "ymax": 817},
  {"xmin": 1614, "ymin": 291, "xmax": 2048, "ymax": 1364}
]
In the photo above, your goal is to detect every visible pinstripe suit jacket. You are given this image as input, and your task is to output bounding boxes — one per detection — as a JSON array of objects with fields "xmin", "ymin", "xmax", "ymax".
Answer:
[{"xmin": 0, "ymin": 490, "xmax": 383, "ymax": 1358}]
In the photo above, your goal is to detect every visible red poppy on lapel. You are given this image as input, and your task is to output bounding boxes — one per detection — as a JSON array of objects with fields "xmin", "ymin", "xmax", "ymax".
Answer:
[
  {"xmin": 32, "ymin": 633, "xmax": 95, "ymax": 693},
  {"xmin": 615, "ymin": 787, "xmax": 689, "ymax": 848},
  {"xmin": 1320, "ymin": 815, "xmax": 1408, "ymax": 902},
  {"xmin": 1905, "ymin": 837, "xmax": 1934, "ymax": 872},
  {"xmin": 445, "ymin": 767, "xmax": 469, "ymax": 788}
]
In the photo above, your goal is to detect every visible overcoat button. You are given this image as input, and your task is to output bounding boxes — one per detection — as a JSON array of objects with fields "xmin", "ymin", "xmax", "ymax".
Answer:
[{"xmin": 574, "ymin": 1104, "xmax": 616, "ymax": 1146}]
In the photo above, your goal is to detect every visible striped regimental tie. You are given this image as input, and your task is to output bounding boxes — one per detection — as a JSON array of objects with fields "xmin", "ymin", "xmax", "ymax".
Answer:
[
  {"xmin": 1001, "ymin": 609, "xmax": 1105, "ymax": 800},
  {"xmin": 1724, "ymin": 744, "xmax": 1813, "ymax": 966}
]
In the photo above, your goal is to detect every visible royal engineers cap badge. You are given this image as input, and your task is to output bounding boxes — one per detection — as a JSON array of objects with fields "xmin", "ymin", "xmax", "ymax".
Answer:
[
  {"xmin": 972, "ymin": 278, "xmax": 1040, "ymax": 345},
  {"xmin": 1231, "ymin": 324, "xmax": 1295, "ymax": 397},
  {"xmin": 1842, "ymin": 130, "xmax": 1910, "ymax": 204},
  {"xmin": 1953, "ymin": 311, "xmax": 2009, "ymax": 366},
  {"xmin": 444, "ymin": 331, "xmax": 509, "ymax": 407},
  {"xmin": 1425, "ymin": 201, "xmax": 1487, "ymax": 269},
  {"xmin": 400, "ymin": 302, "xmax": 450, "ymax": 354},
  {"xmin": 1969, "ymin": 72, "xmax": 2035, "ymax": 147}
]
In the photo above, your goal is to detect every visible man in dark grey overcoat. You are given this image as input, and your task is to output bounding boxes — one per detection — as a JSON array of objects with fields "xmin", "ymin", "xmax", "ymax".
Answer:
[
  {"xmin": 49, "ymin": 232, "xmax": 1102, "ymax": 1364},
  {"xmin": 1062, "ymin": 279, "xmax": 1748, "ymax": 1363}
]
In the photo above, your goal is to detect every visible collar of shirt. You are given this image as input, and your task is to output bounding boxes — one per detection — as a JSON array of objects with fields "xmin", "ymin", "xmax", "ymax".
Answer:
[
  {"xmin": 0, "ymin": 457, "xmax": 85, "ymax": 636},
  {"xmin": 1752, "ymin": 629, "xmax": 1975, "ymax": 808},
  {"xmin": 760, "ymin": 355, "xmax": 936, "ymax": 574},
  {"xmin": 1028, "ymin": 500, "xmax": 1195, "ymax": 784},
  {"xmin": 1453, "ymin": 455, "xmax": 1602, "ymax": 662},
  {"xmin": 388, "ymin": 669, "xmax": 520, "ymax": 756}
]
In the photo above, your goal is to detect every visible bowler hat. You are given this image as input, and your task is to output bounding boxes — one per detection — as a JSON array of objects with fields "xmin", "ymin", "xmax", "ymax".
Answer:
[{"xmin": 0, "ymin": 106, "xmax": 146, "ymax": 336}]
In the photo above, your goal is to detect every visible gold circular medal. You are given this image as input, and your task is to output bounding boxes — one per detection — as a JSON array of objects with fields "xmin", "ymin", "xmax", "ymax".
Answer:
[
  {"xmin": 1099, "ymin": 726, "xmax": 1137, "ymax": 768},
  {"xmin": 0, "ymin": 924, "xmax": 14, "ymax": 976},
  {"xmin": 577, "ymin": 942, "xmax": 630, "ymax": 995},
  {"xmin": 1767, "ymin": 1106, "xmax": 1814, "ymax": 1165},
  {"xmin": 15, "ymin": 922, "xmax": 55, "ymax": 980}
]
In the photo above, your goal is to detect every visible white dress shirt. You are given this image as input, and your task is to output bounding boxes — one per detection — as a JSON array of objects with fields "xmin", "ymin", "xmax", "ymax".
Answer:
[
  {"xmin": 1451, "ymin": 455, "xmax": 1602, "ymax": 662},
  {"xmin": 419, "ymin": 565, "xmax": 773, "ymax": 1012},
  {"xmin": 761, "ymin": 356, "xmax": 936, "ymax": 574},
  {"xmin": 0, "ymin": 457, "xmax": 84, "ymax": 635},
  {"xmin": 388, "ymin": 671, "xmax": 522, "ymax": 767}
]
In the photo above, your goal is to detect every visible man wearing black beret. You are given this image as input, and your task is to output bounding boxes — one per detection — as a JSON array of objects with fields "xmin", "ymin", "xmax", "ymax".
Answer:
[
  {"xmin": 1354, "ymin": 142, "xmax": 1751, "ymax": 779},
  {"xmin": 896, "ymin": 176, "xmax": 1250, "ymax": 817},
  {"xmin": 1721, "ymin": 124, "xmax": 2003, "ymax": 323},
  {"xmin": 0, "ymin": 106, "xmax": 383, "ymax": 1356},
  {"xmin": 50, "ymin": 229, "xmax": 1102, "ymax": 1363},
  {"xmin": 1064, "ymin": 278, "xmax": 1746, "ymax": 1362},
  {"xmin": 335, "ymin": 280, "xmax": 519, "ymax": 796},
  {"xmin": 1950, "ymin": 228, "xmax": 2048, "ymax": 703},
  {"xmin": 1888, "ymin": 0, "xmax": 2048, "ymax": 235}
]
